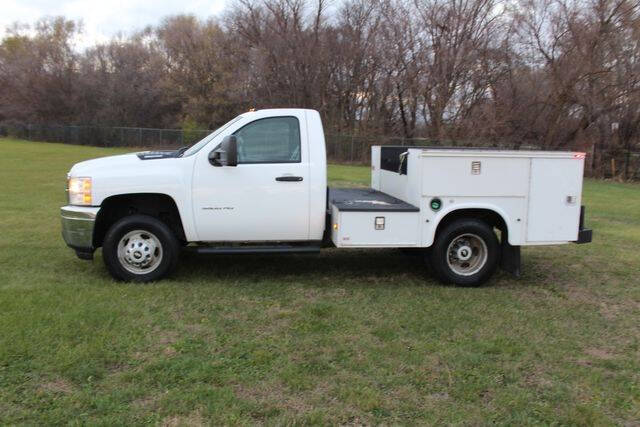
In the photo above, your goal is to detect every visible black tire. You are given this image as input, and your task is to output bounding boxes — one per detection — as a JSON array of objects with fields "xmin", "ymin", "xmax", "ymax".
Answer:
[
  {"xmin": 102, "ymin": 214, "xmax": 180, "ymax": 282},
  {"xmin": 428, "ymin": 218, "xmax": 500, "ymax": 286}
]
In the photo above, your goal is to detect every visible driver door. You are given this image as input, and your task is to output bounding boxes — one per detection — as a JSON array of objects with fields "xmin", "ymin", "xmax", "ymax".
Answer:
[{"xmin": 191, "ymin": 114, "xmax": 310, "ymax": 242}]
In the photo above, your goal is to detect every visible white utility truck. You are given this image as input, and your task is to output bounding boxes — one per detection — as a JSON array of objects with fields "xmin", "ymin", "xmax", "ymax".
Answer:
[{"xmin": 61, "ymin": 109, "xmax": 592, "ymax": 286}]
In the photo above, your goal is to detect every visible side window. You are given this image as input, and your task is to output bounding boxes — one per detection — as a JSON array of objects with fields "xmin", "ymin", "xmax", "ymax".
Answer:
[{"xmin": 233, "ymin": 117, "xmax": 301, "ymax": 164}]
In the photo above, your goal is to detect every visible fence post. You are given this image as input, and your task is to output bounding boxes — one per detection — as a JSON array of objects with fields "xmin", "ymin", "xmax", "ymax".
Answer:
[
  {"xmin": 27, "ymin": 124, "xmax": 31, "ymax": 140},
  {"xmin": 624, "ymin": 145, "xmax": 630, "ymax": 180},
  {"xmin": 138, "ymin": 128, "xmax": 142, "ymax": 146},
  {"xmin": 611, "ymin": 158, "xmax": 616, "ymax": 178},
  {"xmin": 350, "ymin": 135, "xmax": 354, "ymax": 163}
]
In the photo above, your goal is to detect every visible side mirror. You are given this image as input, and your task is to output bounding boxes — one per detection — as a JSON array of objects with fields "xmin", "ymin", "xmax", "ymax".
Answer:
[{"xmin": 209, "ymin": 135, "xmax": 238, "ymax": 167}]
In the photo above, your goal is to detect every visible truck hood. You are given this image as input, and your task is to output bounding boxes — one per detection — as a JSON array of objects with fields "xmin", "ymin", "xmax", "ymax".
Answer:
[
  {"xmin": 69, "ymin": 151, "xmax": 178, "ymax": 177},
  {"xmin": 69, "ymin": 153, "xmax": 139, "ymax": 176},
  {"xmin": 67, "ymin": 150, "xmax": 191, "ymax": 207}
]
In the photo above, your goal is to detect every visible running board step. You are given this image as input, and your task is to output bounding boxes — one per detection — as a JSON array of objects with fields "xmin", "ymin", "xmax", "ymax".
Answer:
[{"xmin": 186, "ymin": 245, "xmax": 321, "ymax": 255}]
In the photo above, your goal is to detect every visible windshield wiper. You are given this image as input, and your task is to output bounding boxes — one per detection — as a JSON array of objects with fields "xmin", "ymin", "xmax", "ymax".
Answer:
[{"xmin": 175, "ymin": 146, "xmax": 189, "ymax": 157}]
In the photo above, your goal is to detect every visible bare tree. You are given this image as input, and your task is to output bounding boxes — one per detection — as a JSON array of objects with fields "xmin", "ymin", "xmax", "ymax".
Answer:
[
  {"xmin": 0, "ymin": 18, "xmax": 80, "ymax": 124},
  {"xmin": 157, "ymin": 15, "xmax": 239, "ymax": 128},
  {"xmin": 0, "ymin": 0, "xmax": 638, "ymax": 176}
]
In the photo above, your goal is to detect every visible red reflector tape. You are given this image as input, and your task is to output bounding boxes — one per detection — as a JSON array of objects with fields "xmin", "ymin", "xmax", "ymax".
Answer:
[{"xmin": 573, "ymin": 152, "xmax": 586, "ymax": 159}]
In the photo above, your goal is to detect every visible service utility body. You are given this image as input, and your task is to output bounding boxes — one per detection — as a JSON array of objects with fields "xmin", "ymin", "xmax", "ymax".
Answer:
[{"xmin": 61, "ymin": 109, "xmax": 592, "ymax": 286}]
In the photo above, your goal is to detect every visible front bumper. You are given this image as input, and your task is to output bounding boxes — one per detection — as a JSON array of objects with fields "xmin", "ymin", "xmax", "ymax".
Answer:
[{"xmin": 61, "ymin": 205, "xmax": 100, "ymax": 259}]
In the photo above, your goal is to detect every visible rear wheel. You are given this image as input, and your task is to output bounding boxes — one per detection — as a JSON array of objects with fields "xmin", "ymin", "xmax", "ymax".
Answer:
[
  {"xmin": 429, "ymin": 219, "xmax": 499, "ymax": 286},
  {"xmin": 103, "ymin": 214, "xmax": 179, "ymax": 282}
]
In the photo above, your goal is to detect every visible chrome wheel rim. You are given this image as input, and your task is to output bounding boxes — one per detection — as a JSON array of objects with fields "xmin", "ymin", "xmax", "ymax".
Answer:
[
  {"xmin": 117, "ymin": 230, "xmax": 163, "ymax": 275},
  {"xmin": 446, "ymin": 233, "xmax": 488, "ymax": 276}
]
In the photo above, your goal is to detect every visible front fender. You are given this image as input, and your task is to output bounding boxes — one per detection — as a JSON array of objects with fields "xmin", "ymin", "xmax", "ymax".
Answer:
[{"xmin": 80, "ymin": 156, "xmax": 197, "ymax": 241}]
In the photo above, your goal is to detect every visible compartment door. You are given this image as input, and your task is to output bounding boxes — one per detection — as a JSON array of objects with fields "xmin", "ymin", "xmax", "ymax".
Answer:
[{"xmin": 526, "ymin": 158, "xmax": 583, "ymax": 242}]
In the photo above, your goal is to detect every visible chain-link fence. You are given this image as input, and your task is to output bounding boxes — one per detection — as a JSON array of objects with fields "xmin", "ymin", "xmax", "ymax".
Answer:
[
  {"xmin": 326, "ymin": 134, "xmax": 640, "ymax": 179},
  {"xmin": 323, "ymin": 133, "xmax": 537, "ymax": 164},
  {"xmin": 1, "ymin": 123, "xmax": 211, "ymax": 149},
  {"xmin": 2, "ymin": 122, "xmax": 639, "ymax": 179}
]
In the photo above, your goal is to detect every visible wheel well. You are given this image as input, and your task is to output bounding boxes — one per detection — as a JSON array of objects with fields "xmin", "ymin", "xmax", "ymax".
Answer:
[
  {"xmin": 435, "ymin": 209, "xmax": 507, "ymax": 240},
  {"xmin": 93, "ymin": 193, "xmax": 186, "ymax": 247}
]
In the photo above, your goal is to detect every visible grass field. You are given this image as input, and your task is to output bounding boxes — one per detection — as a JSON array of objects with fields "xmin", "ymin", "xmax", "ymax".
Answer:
[{"xmin": 0, "ymin": 137, "xmax": 639, "ymax": 425}]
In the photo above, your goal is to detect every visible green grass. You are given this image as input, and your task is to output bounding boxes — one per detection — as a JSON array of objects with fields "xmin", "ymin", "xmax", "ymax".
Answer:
[{"xmin": 1, "ymin": 137, "xmax": 639, "ymax": 424}]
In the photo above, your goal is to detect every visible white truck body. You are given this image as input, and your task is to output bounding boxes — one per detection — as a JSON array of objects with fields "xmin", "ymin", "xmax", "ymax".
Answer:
[
  {"xmin": 61, "ymin": 108, "xmax": 591, "ymax": 285},
  {"xmin": 332, "ymin": 147, "xmax": 585, "ymax": 248},
  {"xmin": 67, "ymin": 109, "xmax": 327, "ymax": 243}
]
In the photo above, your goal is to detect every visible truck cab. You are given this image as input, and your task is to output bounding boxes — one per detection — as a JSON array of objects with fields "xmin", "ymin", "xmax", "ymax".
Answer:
[{"xmin": 61, "ymin": 108, "xmax": 591, "ymax": 286}]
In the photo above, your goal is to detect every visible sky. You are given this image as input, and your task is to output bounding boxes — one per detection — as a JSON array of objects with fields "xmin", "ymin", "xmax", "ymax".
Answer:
[{"xmin": 0, "ymin": 0, "xmax": 229, "ymax": 49}]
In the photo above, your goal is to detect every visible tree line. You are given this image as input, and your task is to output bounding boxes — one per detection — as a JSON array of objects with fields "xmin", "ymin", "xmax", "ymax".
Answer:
[{"xmin": 1, "ymin": 0, "xmax": 639, "ymax": 177}]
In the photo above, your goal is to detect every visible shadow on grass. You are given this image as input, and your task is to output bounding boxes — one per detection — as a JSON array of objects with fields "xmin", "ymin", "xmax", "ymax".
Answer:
[
  {"xmin": 85, "ymin": 247, "xmax": 548, "ymax": 290},
  {"xmin": 173, "ymin": 248, "xmax": 438, "ymax": 288}
]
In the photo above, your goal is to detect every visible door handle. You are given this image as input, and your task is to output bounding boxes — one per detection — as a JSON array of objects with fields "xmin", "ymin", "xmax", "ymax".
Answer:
[{"xmin": 275, "ymin": 176, "xmax": 303, "ymax": 182}]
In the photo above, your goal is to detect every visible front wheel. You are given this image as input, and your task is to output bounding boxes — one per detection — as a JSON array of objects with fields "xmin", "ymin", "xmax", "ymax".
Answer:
[
  {"xmin": 102, "ymin": 214, "xmax": 180, "ymax": 282},
  {"xmin": 428, "ymin": 219, "xmax": 500, "ymax": 286}
]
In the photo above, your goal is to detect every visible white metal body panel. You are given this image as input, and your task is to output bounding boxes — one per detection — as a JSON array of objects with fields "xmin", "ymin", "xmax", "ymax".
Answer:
[
  {"xmin": 367, "ymin": 147, "xmax": 586, "ymax": 248},
  {"xmin": 419, "ymin": 153, "xmax": 529, "ymax": 246},
  {"xmin": 420, "ymin": 196, "xmax": 527, "ymax": 246},
  {"xmin": 331, "ymin": 206, "xmax": 420, "ymax": 247},
  {"xmin": 191, "ymin": 109, "xmax": 313, "ymax": 242},
  {"xmin": 378, "ymin": 170, "xmax": 409, "ymax": 201},
  {"xmin": 526, "ymin": 158, "xmax": 583, "ymax": 242},
  {"xmin": 375, "ymin": 151, "xmax": 423, "ymax": 206},
  {"xmin": 371, "ymin": 146, "xmax": 381, "ymax": 189},
  {"xmin": 421, "ymin": 156, "xmax": 529, "ymax": 197},
  {"xmin": 68, "ymin": 153, "xmax": 199, "ymax": 241},
  {"xmin": 68, "ymin": 110, "xmax": 586, "ymax": 249},
  {"xmin": 68, "ymin": 108, "xmax": 327, "ymax": 243},
  {"xmin": 305, "ymin": 110, "xmax": 328, "ymax": 240}
]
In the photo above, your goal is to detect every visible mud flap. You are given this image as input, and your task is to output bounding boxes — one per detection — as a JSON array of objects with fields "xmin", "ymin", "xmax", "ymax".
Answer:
[
  {"xmin": 500, "ymin": 234, "xmax": 521, "ymax": 278},
  {"xmin": 74, "ymin": 248, "xmax": 95, "ymax": 260},
  {"xmin": 575, "ymin": 205, "xmax": 593, "ymax": 244}
]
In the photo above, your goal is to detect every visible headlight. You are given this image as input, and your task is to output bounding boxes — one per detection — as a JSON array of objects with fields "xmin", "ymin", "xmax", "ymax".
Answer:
[{"xmin": 67, "ymin": 177, "xmax": 92, "ymax": 205}]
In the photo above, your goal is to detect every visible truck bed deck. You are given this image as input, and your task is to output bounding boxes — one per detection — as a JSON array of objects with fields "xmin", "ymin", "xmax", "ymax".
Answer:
[{"xmin": 328, "ymin": 188, "xmax": 419, "ymax": 212}]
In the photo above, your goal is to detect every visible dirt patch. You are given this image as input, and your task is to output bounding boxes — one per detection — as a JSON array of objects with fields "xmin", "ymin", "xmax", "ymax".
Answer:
[
  {"xmin": 156, "ymin": 330, "xmax": 180, "ymax": 358},
  {"xmin": 163, "ymin": 346, "xmax": 177, "ymax": 357},
  {"xmin": 161, "ymin": 410, "xmax": 204, "ymax": 427},
  {"xmin": 266, "ymin": 304, "xmax": 297, "ymax": 319},
  {"xmin": 575, "ymin": 347, "xmax": 618, "ymax": 367},
  {"xmin": 584, "ymin": 347, "xmax": 616, "ymax": 360},
  {"xmin": 563, "ymin": 282, "xmax": 637, "ymax": 322},
  {"xmin": 598, "ymin": 302, "xmax": 621, "ymax": 321},
  {"xmin": 564, "ymin": 283, "xmax": 600, "ymax": 306},
  {"xmin": 302, "ymin": 288, "xmax": 321, "ymax": 300},
  {"xmin": 428, "ymin": 391, "xmax": 450, "ymax": 401},
  {"xmin": 132, "ymin": 395, "xmax": 159, "ymax": 410},
  {"xmin": 183, "ymin": 323, "xmax": 209, "ymax": 334},
  {"xmin": 39, "ymin": 378, "xmax": 73, "ymax": 394},
  {"xmin": 156, "ymin": 330, "xmax": 179, "ymax": 346},
  {"xmin": 599, "ymin": 299, "xmax": 640, "ymax": 322},
  {"xmin": 524, "ymin": 367, "xmax": 553, "ymax": 389},
  {"xmin": 233, "ymin": 382, "xmax": 315, "ymax": 415},
  {"xmin": 132, "ymin": 330, "xmax": 180, "ymax": 362}
]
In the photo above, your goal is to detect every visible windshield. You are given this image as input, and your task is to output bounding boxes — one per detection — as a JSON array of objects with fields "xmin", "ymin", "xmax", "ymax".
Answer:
[{"xmin": 181, "ymin": 115, "xmax": 243, "ymax": 157}]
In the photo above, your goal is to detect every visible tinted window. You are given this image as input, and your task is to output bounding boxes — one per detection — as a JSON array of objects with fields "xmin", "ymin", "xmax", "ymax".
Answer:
[
  {"xmin": 380, "ymin": 147, "xmax": 408, "ymax": 174},
  {"xmin": 233, "ymin": 117, "xmax": 301, "ymax": 163}
]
